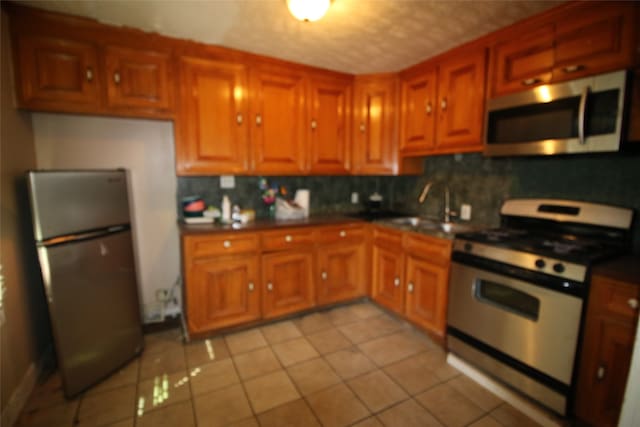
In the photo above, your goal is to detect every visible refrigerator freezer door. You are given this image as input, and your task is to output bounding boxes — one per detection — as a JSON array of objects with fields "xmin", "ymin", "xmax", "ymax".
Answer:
[
  {"xmin": 28, "ymin": 170, "xmax": 131, "ymax": 240},
  {"xmin": 38, "ymin": 229, "xmax": 143, "ymax": 396}
]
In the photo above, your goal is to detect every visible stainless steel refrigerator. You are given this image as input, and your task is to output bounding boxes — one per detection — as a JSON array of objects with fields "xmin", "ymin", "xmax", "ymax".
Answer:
[{"xmin": 27, "ymin": 169, "xmax": 144, "ymax": 397}]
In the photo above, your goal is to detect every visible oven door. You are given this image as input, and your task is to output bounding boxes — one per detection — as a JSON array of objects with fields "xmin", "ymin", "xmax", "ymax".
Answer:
[{"xmin": 447, "ymin": 261, "xmax": 583, "ymax": 386}]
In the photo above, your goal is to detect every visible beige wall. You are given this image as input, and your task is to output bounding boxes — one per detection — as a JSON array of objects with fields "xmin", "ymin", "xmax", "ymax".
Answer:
[
  {"xmin": 31, "ymin": 114, "xmax": 180, "ymax": 321},
  {"xmin": 0, "ymin": 10, "xmax": 52, "ymax": 422}
]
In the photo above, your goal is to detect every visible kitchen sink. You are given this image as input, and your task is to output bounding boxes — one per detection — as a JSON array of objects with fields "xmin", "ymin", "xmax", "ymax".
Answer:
[{"xmin": 388, "ymin": 216, "xmax": 476, "ymax": 234}]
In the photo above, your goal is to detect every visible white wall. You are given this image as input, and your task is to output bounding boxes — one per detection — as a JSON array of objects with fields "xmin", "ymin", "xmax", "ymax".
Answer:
[{"xmin": 32, "ymin": 114, "xmax": 180, "ymax": 322}]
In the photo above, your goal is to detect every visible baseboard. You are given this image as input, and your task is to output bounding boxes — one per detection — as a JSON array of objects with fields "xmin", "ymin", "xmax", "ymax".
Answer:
[
  {"xmin": 447, "ymin": 352, "xmax": 564, "ymax": 427},
  {"xmin": 1, "ymin": 345, "xmax": 54, "ymax": 427}
]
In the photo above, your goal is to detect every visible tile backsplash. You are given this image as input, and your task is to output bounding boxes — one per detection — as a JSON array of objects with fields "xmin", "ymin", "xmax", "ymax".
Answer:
[{"xmin": 177, "ymin": 151, "xmax": 640, "ymax": 252}]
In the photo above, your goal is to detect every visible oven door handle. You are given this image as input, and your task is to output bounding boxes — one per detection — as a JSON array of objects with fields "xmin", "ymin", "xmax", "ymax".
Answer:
[{"xmin": 578, "ymin": 85, "xmax": 590, "ymax": 145}]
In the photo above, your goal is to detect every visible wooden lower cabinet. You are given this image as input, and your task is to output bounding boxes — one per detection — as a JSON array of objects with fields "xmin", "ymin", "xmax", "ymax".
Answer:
[
  {"xmin": 317, "ymin": 242, "xmax": 366, "ymax": 305},
  {"xmin": 575, "ymin": 259, "xmax": 640, "ymax": 427},
  {"xmin": 404, "ymin": 254, "xmax": 449, "ymax": 336},
  {"xmin": 262, "ymin": 250, "xmax": 315, "ymax": 319},
  {"xmin": 371, "ymin": 228, "xmax": 405, "ymax": 312}
]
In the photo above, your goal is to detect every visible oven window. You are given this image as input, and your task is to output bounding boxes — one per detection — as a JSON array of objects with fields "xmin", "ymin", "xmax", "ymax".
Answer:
[{"xmin": 475, "ymin": 279, "xmax": 540, "ymax": 321}]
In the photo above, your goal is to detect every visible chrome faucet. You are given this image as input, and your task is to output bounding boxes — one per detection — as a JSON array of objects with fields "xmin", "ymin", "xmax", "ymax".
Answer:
[{"xmin": 418, "ymin": 181, "xmax": 456, "ymax": 223}]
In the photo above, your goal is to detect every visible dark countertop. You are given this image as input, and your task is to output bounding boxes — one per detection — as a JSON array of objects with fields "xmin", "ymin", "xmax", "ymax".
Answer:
[
  {"xmin": 592, "ymin": 255, "xmax": 640, "ymax": 285},
  {"xmin": 179, "ymin": 215, "xmax": 364, "ymax": 235}
]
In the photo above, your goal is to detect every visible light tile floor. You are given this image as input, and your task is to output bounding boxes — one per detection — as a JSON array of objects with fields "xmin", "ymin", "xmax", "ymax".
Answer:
[{"xmin": 16, "ymin": 301, "xmax": 544, "ymax": 427}]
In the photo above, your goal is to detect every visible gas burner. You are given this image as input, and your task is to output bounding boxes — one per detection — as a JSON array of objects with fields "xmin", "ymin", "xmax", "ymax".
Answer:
[
  {"xmin": 541, "ymin": 240, "xmax": 583, "ymax": 255},
  {"xmin": 477, "ymin": 228, "xmax": 528, "ymax": 242}
]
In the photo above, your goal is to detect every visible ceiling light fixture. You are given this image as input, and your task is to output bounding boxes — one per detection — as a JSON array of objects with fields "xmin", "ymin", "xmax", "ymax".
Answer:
[{"xmin": 287, "ymin": 0, "xmax": 331, "ymax": 22}]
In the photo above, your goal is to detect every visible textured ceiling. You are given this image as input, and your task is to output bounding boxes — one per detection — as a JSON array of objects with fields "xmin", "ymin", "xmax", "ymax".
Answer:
[{"xmin": 20, "ymin": 0, "xmax": 562, "ymax": 74}]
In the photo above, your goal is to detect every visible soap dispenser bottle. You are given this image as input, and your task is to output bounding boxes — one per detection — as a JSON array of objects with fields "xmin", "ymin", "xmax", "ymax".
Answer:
[{"xmin": 221, "ymin": 195, "xmax": 231, "ymax": 223}]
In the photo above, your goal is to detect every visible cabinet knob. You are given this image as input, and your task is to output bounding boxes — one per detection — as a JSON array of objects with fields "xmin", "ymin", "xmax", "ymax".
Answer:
[
  {"xmin": 359, "ymin": 123, "xmax": 366, "ymax": 133},
  {"xmin": 629, "ymin": 298, "xmax": 639, "ymax": 310},
  {"xmin": 425, "ymin": 101, "xmax": 432, "ymax": 115},
  {"xmin": 321, "ymin": 271, "xmax": 327, "ymax": 280},
  {"xmin": 440, "ymin": 98, "xmax": 447, "ymax": 111},
  {"xmin": 256, "ymin": 114, "xmax": 262, "ymax": 126},
  {"xmin": 223, "ymin": 240, "xmax": 231, "ymax": 248},
  {"xmin": 562, "ymin": 65, "xmax": 584, "ymax": 73},
  {"xmin": 248, "ymin": 282, "xmax": 254, "ymax": 292},
  {"xmin": 85, "ymin": 68, "xmax": 94, "ymax": 82},
  {"xmin": 339, "ymin": 230, "xmax": 346, "ymax": 238},
  {"xmin": 285, "ymin": 235, "xmax": 293, "ymax": 242},
  {"xmin": 267, "ymin": 282, "xmax": 273, "ymax": 291},
  {"xmin": 236, "ymin": 113, "xmax": 243, "ymax": 125},
  {"xmin": 521, "ymin": 77, "xmax": 541, "ymax": 86},
  {"xmin": 311, "ymin": 120, "xmax": 317, "ymax": 130},
  {"xmin": 596, "ymin": 364, "xmax": 606, "ymax": 380},
  {"xmin": 113, "ymin": 72, "xmax": 121, "ymax": 84},
  {"xmin": 393, "ymin": 277, "xmax": 400, "ymax": 287},
  {"xmin": 407, "ymin": 282, "xmax": 414, "ymax": 293}
]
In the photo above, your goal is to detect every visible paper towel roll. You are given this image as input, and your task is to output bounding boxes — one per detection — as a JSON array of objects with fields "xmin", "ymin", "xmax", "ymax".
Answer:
[{"xmin": 294, "ymin": 189, "xmax": 310, "ymax": 218}]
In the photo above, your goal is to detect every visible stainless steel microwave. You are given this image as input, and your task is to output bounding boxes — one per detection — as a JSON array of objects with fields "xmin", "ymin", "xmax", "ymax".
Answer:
[{"xmin": 484, "ymin": 70, "xmax": 628, "ymax": 156}]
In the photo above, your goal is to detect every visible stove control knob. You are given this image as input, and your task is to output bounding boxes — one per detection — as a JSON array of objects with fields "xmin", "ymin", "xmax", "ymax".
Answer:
[
  {"xmin": 553, "ymin": 263, "xmax": 565, "ymax": 273},
  {"xmin": 464, "ymin": 243, "xmax": 473, "ymax": 252},
  {"xmin": 535, "ymin": 259, "xmax": 546, "ymax": 269}
]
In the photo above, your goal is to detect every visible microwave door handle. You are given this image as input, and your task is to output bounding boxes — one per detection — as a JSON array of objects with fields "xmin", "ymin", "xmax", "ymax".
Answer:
[{"xmin": 578, "ymin": 86, "xmax": 590, "ymax": 145}]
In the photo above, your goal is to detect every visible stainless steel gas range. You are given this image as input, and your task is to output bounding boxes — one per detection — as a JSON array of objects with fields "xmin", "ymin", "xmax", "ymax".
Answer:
[{"xmin": 447, "ymin": 199, "xmax": 633, "ymax": 416}]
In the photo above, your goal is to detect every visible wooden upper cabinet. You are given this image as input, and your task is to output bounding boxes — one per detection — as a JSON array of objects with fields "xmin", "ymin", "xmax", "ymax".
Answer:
[
  {"xmin": 491, "ymin": 24, "xmax": 554, "ymax": 97},
  {"xmin": 15, "ymin": 34, "xmax": 100, "ymax": 110},
  {"xmin": 175, "ymin": 56, "xmax": 249, "ymax": 175},
  {"xmin": 251, "ymin": 67, "xmax": 307, "ymax": 174},
  {"xmin": 552, "ymin": 3, "xmax": 636, "ymax": 82},
  {"xmin": 399, "ymin": 69, "xmax": 437, "ymax": 155},
  {"xmin": 104, "ymin": 45, "xmax": 173, "ymax": 113},
  {"xmin": 352, "ymin": 75, "xmax": 398, "ymax": 175},
  {"xmin": 308, "ymin": 74, "xmax": 352, "ymax": 174},
  {"xmin": 436, "ymin": 49, "xmax": 486, "ymax": 151}
]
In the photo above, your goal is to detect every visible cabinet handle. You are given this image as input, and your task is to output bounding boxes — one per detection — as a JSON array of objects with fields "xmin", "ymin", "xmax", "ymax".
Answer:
[
  {"xmin": 86, "ymin": 68, "xmax": 94, "ymax": 82},
  {"xmin": 596, "ymin": 364, "xmax": 606, "ymax": 380},
  {"xmin": 408, "ymin": 282, "xmax": 414, "ymax": 293},
  {"xmin": 223, "ymin": 240, "xmax": 231, "ymax": 248},
  {"xmin": 248, "ymin": 282, "xmax": 254, "ymax": 292},
  {"xmin": 521, "ymin": 77, "xmax": 541, "ymax": 86},
  {"xmin": 359, "ymin": 123, "xmax": 366, "ymax": 133},
  {"xmin": 440, "ymin": 98, "xmax": 447, "ymax": 111},
  {"xmin": 321, "ymin": 271, "xmax": 327, "ymax": 280},
  {"xmin": 113, "ymin": 72, "xmax": 121, "ymax": 85},
  {"xmin": 267, "ymin": 282, "xmax": 273, "ymax": 291},
  {"xmin": 339, "ymin": 230, "xmax": 346, "ymax": 237},
  {"xmin": 285, "ymin": 235, "xmax": 293, "ymax": 242},
  {"xmin": 236, "ymin": 113, "xmax": 243, "ymax": 125},
  {"xmin": 311, "ymin": 120, "xmax": 317, "ymax": 130},
  {"xmin": 256, "ymin": 114, "xmax": 262, "ymax": 126},
  {"xmin": 629, "ymin": 298, "xmax": 639, "ymax": 310},
  {"xmin": 425, "ymin": 101, "xmax": 432, "ymax": 115},
  {"xmin": 563, "ymin": 65, "xmax": 584, "ymax": 73},
  {"xmin": 393, "ymin": 277, "xmax": 400, "ymax": 287}
]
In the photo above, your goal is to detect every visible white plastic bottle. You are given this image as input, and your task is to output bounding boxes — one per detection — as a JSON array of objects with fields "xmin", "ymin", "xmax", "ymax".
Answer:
[{"xmin": 221, "ymin": 195, "xmax": 231, "ymax": 223}]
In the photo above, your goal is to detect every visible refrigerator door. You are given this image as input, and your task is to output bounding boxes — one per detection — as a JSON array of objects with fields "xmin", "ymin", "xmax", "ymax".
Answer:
[
  {"xmin": 28, "ymin": 170, "xmax": 131, "ymax": 240},
  {"xmin": 38, "ymin": 228, "xmax": 143, "ymax": 397}
]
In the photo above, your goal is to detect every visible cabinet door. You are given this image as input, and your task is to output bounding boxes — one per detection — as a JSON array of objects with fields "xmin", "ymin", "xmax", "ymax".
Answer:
[
  {"xmin": 399, "ymin": 69, "xmax": 437, "ymax": 154},
  {"xmin": 176, "ymin": 56, "xmax": 249, "ymax": 175},
  {"xmin": 308, "ymin": 75, "xmax": 351, "ymax": 174},
  {"xmin": 553, "ymin": 3, "xmax": 636, "ymax": 82},
  {"xmin": 251, "ymin": 68, "xmax": 306, "ymax": 174},
  {"xmin": 436, "ymin": 49, "xmax": 487, "ymax": 151},
  {"xmin": 104, "ymin": 45, "xmax": 173, "ymax": 114},
  {"xmin": 490, "ymin": 25, "xmax": 554, "ymax": 97},
  {"xmin": 371, "ymin": 244, "xmax": 404, "ymax": 313},
  {"xmin": 186, "ymin": 255, "xmax": 260, "ymax": 334},
  {"xmin": 404, "ymin": 255, "xmax": 449, "ymax": 336},
  {"xmin": 317, "ymin": 242, "xmax": 366, "ymax": 305},
  {"xmin": 352, "ymin": 76, "xmax": 397, "ymax": 175},
  {"xmin": 262, "ymin": 250, "xmax": 315, "ymax": 319},
  {"xmin": 16, "ymin": 34, "xmax": 100, "ymax": 110}
]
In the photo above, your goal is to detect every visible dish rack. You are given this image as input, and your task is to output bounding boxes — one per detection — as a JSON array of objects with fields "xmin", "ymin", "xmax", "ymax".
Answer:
[{"xmin": 275, "ymin": 198, "xmax": 306, "ymax": 220}]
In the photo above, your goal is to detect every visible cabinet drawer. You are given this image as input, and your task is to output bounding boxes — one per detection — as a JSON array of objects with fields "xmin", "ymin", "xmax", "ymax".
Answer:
[
  {"xmin": 315, "ymin": 224, "xmax": 366, "ymax": 245},
  {"xmin": 592, "ymin": 276, "xmax": 640, "ymax": 320},
  {"xmin": 373, "ymin": 226, "xmax": 402, "ymax": 249},
  {"xmin": 403, "ymin": 232, "xmax": 452, "ymax": 266},
  {"xmin": 261, "ymin": 228, "xmax": 315, "ymax": 251},
  {"xmin": 184, "ymin": 233, "xmax": 259, "ymax": 258}
]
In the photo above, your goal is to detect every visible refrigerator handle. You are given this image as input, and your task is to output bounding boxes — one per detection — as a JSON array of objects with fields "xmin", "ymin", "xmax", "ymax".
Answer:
[{"xmin": 39, "ymin": 225, "xmax": 129, "ymax": 247}]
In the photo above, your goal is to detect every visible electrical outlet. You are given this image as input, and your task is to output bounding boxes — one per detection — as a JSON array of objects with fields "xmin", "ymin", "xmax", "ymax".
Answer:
[
  {"xmin": 220, "ymin": 175, "xmax": 235, "ymax": 189},
  {"xmin": 351, "ymin": 192, "xmax": 359, "ymax": 204},
  {"xmin": 460, "ymin": 204, "xmax": 472, "ymax": 221}
]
